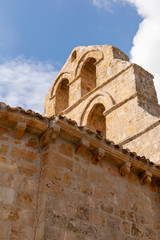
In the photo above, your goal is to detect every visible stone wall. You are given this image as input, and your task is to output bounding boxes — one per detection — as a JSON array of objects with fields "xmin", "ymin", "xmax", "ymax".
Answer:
[
  {"xmin": 0, "ymin": 125, "xmax": 41, "ymax": 239},
  {"xmin": 1, "ymin": 106, "xmax": 160, "ymax": 240},
  {"xmin": 36, "ymin": 136, "xmax": 160, "ymax": 240}
]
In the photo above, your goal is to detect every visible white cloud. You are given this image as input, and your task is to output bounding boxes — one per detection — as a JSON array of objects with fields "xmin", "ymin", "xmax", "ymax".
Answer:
[
  {"xmin": 123, "ymin": 0, "xmax": 160, "ymax": 102},
  {"xmin": 92, "ymin": 0, "xmax": 160, "ymax": 102},
  {"xmin": 0, "ymin": 57, "xmax": 58, "ymax": 114},
  {"xmin": 92, "ymin": 0, "xmax": 110, "ymax": 9}
]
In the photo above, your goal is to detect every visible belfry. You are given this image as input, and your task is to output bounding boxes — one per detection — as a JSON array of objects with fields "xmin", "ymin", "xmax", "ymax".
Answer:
[{"xmin": 44, "ymin": 45, "xmax": 160, "ymax": 163}]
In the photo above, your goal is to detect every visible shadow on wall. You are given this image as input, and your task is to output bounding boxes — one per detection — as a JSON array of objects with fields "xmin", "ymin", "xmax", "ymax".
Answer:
[
  {"xmin": 86, "ymin": 103, "xmax": 106, "ymax": 137},
  {"xmin": 55, "ymin": 78, "xmax": 69, "ymax": 115},
  {"xmin": 81, "ymin": 57, "xmax": 96, "ymax": 97}
]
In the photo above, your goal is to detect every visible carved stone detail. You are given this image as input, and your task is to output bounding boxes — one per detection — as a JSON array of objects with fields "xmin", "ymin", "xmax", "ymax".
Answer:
[
  {"xmin": 140, "ymin": 170, "xmax": 152, "ymax": 185},
  {"xmin": 92, "ymin": 148, "xmax": 105, "ymax": 163},
  {"xmin": 119, "ymin": 161, "xmax": 132, "ymax": 177}
]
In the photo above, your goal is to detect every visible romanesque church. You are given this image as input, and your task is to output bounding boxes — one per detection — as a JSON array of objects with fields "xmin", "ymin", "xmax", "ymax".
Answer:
[{"xmin": 0, "ymin": 45, "xmax": 160, "ymax": 239}]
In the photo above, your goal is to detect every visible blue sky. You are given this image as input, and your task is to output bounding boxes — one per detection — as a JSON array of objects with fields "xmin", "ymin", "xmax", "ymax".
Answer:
[
  {"xmin": 0, "ymin": 0, "xmax": 140, "ymax": 65},
  {"xmin": 0, "ymin": 0, "xmax": 160, "ymax": 113}
]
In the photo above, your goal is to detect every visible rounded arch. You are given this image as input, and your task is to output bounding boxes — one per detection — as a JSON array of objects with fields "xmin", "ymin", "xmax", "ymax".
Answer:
[
  {"xmin": 81, "ymin": 57, "xmax": 96, "ymax": 96},
  {"xmin": 87, "ymin": 103, "xmax": 106, "ymax": 137},
  {"xmin": 80, "ymin": 93, "xmax": 114, "ymax": 126},
  {"xmin": 55, "ymin": 78, "xmax": 69, "ymax": 115},
  {"xmin": 75, "ymin": 49, "xmax": 104, "ymax": 78},
  {"xmin": 50, "ymin": 72, "xmax": 71, "ymax": 99}
]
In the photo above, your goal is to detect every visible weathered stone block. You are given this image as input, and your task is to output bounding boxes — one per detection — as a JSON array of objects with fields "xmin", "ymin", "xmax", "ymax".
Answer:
[{"xmin": 0, "ymin": 186, "xmax": 15, "ymax": 204}]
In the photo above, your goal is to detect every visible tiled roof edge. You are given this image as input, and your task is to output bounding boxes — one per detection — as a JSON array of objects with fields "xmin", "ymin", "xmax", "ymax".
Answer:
[{"xmin": 0, "ymin": 102, "xmax": 159, "ymax": 171}]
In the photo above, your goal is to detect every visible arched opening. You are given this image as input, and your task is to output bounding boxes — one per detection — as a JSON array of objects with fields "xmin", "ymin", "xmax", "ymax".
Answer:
[
  {"xmin": 87, "ymin": 103, "xmax": 106, "ymax": 137},
  {"xmin": 81, "ymin": 57, "xmax": 96, "ymax": 96},
  {"xmin": 55, "ymin": 79, "xmax": 69, "ymax": 115},
  {"xmin": 71, "ymin": 50, "xmax": 77, "ymax": 62}
]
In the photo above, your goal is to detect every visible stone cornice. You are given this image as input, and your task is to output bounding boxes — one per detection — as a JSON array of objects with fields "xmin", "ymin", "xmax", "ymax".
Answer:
[
  {"xmin": 0, "ymin": 102, "xmax": 49, "ymax": 135},
  {"xmin": 51, "ymin": 116, "xmax": 160, "ymax": 185},
  {"xmin": 0, "ymin": 102, "xmax": 160, "ymax": 185}
]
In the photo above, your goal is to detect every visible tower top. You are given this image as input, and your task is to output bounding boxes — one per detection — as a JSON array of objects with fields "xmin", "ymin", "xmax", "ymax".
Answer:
[
  {"xmin": 44, "ymin": 44, "xmax": 156, "ymax": 119},
  {"xmin": 44, "ymin": 44, "xmax": 160, "ymax": 162},
  {"xmin": 44, "ymin": 45, "xmax": 130, "ymax": 116}
]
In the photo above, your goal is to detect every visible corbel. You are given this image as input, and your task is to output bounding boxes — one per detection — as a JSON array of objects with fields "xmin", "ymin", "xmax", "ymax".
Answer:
[
  {"xmin": 92, "ymin": 147, "xmax": 106, "ymax": 163},
  {"xmin": 119, "ymin": 161, "xmax": 132, "ymax": 177},
  {"xmin": 140, "ymin": 170, "xmax": 152, "ymax": 185},
  {"xmin": 75, "ymin": 138, "xmax": 90, "ymax": 155},
  {"xmin": 40, "ymin": 122, "xmax": 60, "ymax": 148},
  {"xmin": 49, "ymin": 121, "xmax": 61, "ymax": 134},
  {"xmin": 13, "ymin": 122, "xmax": 26, "ymax": 140}
]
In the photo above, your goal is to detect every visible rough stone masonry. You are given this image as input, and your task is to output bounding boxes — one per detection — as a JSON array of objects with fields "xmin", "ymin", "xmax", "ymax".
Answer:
[
  {"xmin": 0, "ymin": 45, "xmax": 160, "ymax": 239},
  {"xmin": 45, "ymin": 45, "xmax": 160, "ymax": 163}
]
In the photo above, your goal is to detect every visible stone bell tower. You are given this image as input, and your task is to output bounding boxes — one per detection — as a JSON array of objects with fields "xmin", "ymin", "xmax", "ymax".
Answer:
[{"xmin": 44, "ymin": 45, "xmax": 160, "ymax": 163}]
